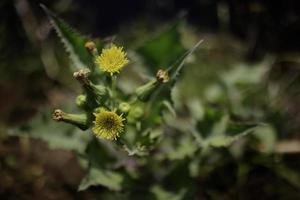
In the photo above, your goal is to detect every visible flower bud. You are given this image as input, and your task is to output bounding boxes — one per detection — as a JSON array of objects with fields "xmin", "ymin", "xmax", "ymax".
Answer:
[
  {"xmin": 118, "ymin": 102, "xmax": 131, "ymax": 113},
  {"xmin": 76, "ymin": 95, "xmax": 87, "ymax": 108},
  {"xmin": 73, "ymin": 68, "xmax": 91, "ymax": 85},
  {"xmin": 156, "ymin": 69, "xmax": 169, "ymax": 83},
  {"xmin": 84, "ymin": 41, "xmax": 98, "ymax": 55},
  {"xmin": 52, "ymin": 109, "xmax": 89, "ymax": 130}
]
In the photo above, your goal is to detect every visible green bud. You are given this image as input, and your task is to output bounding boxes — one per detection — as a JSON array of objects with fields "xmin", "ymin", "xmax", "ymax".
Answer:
[
  {"xmin": 84, "ymin": 41, "xmax": 98, "ymax": 56},
  {"xmin": 118, "ymin": 102, "xmax": 131, "ymax": 113},
  {"xmin": 52, "ymin": 109, "xmax": 89, "ymax": 130},
  {"xmin": 76, "ymin": 95, "xmax": 87, "ymax": 108}
]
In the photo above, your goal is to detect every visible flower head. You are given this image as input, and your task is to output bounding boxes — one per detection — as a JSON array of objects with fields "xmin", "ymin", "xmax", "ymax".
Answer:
[
  {"xmin": 95, "ymin": 44, "xmax": 129, "ymax": 75},
  {"xmin": 92, "ymin": 109, "xmax": 125, "ymax": 140}
]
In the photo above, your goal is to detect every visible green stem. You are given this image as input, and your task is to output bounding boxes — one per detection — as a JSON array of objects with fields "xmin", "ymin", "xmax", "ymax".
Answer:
[{"xmin": 110, "ymin": 75, "xmax": 117, "ymax": 109}]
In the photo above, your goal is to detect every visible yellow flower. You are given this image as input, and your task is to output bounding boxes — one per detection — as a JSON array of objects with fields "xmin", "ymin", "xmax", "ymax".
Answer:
[
  {"xmin": 92, "ymin": 109, "xmax": 125, "ymax": 140},
  {"xmin": 95, "ymin": 44, "xmax": 129, "ymax": 75}
]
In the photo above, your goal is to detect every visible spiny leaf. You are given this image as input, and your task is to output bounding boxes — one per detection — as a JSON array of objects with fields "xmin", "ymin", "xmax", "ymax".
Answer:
[{"xmin": 41, "ymin": 4, "xmax": 93, "ymax": 70}]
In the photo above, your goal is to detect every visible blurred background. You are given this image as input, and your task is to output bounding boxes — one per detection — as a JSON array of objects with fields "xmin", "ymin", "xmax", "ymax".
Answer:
[{"xmin": 1, "ymin": 0, "xmax": 300, "ymax": 199}]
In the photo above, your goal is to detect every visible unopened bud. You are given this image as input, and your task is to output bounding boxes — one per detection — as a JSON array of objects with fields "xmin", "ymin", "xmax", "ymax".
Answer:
[
  {"xmin": 118, "ymin": 102, "xmax": 131, "ymax": 113},
  {"xmin": 76, "ymin": 95, "xmax": 87, "ymax": 108},
  {"xmin": 52, "ymin": 109, "xmax": 64, "ymax": 121},
  {"xmin": 73, "ymin": 68, "xmax": 91, "ymax": 85},
  {"xmin": 84, "ymin": 41, "xmax": 98, "ymax": 55},
  {"xmin": 52, "ymin": 109, "xmax": 89, "ymax": 130},
  {"xmin": 156, "ymin": 69, "xmax": 169, "ymax": 83}
]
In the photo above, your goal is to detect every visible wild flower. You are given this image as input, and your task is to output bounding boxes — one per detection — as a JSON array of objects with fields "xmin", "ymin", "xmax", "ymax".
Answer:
[
  {"xmin": 92, "ymin": 109, "xmax": 125, "ymax": 140},
  {"xmin": 95, "ymin": 44, "xmax": 129, "ymax": 75}
]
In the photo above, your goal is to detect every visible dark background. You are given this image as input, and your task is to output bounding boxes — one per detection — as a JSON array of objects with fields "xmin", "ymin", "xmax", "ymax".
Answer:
[
  {"xmin": 1, "ymin": 0, "xmax": 300, "ymax": 199},
  {"xmin": 2, "ymin": 0, "xmax": 300, "ymax": 124}
]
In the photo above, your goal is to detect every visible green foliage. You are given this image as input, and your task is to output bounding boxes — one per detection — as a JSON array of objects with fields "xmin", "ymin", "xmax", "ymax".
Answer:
[
  {"xmin": 14, "ymin": 110, "xmax": 90, "ymax": 153},
  {"xmin": 78, "ymin": 167, "xmax": 124, "ymax": 191},
  {"xmin": 14, "ymin": 5, "xmax": 300, "ymax": 199},
  {"xmin": 137, "ymin": 23, "xmax": 186, "ymax": 73},
  {"xmin": 150, "ymin": 185, "xmax": 186, "ymax": 200}
]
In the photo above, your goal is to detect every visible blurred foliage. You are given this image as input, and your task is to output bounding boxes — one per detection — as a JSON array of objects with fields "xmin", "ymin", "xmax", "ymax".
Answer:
[{"xmin": 1, "ymin": 1, "xmax": 300, "ymax": 200}]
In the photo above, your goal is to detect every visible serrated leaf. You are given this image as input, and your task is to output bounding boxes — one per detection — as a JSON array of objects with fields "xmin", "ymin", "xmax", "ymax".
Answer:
[
  {"xmin": 78, "ymin": 167, "xmax": 124, "ymax": 191},
  {"xmin": 41, "ymin": 4, "xmax": 94, "ymax": 70}
]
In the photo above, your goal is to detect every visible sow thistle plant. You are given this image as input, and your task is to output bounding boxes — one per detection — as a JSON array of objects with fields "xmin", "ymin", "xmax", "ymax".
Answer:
[
  {"xmin": 40, "ymin": 1, "xmax": 207, "ymax": 155},
  {"xmin": 52, "ymin": 39, "xmax": 180, "ymax": 149},
  {"xmin": 38, "ymin": 4, "xmax": 273, "ymax": 197}
]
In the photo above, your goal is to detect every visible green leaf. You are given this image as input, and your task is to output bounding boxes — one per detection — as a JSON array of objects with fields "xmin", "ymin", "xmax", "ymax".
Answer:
[
  {"xmin": 156, "ymin": 39, "xmax": 204, "ymax": 100},
  {"xmin": 206, "ymin": 124, "xmax": 260, "ymax": 148},
  {"xmin": 253, "ymin": 125, "xmax": 277, "ymax": 153},
  {"xmin": 150, "ymin": 185, "xmax": 186, "ymax": 200},
  {"xmin": 196, "ymin": 106, "xmax": 224, "ymax": 138},
  {"xmin": 85, "ymin": 138, "xmax": 117, "ymax": 168},
  {"xmin": 162, "ymin": 100, "xmax": 176, "ymax": 117},
  {"xmin": 144, "ymin": 39, "xmax": 204, "ymax": 127},
  {"xmin": 41, "ymin": 4, "xmax": 94, "ymax": 70},
  {"xmin": 122, "ymin": 128, "xmax": 163, "ymax": 156},
  {"xmin": 137, "ymin": 23, "xmax": 186, "ymax": 73},
  {"xmin": 166, "ymin": 39, "xmax": 204, "ymax": 85},
  {"xmin": 274, "ymin": 164, "xmax": 300, "ymax": 189},
  {"xmin": 78, "ymin": 167, "xmax": 124, "ymax": 191},
  {"xmin": 166, "ymin": 136, "xmax": 197, "ymax": 160}
]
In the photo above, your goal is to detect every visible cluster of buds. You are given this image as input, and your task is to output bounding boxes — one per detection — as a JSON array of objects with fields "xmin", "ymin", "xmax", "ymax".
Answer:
[{"xmin": 53, "ymin": 41, "xmax": 169, "ymax": 141}]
